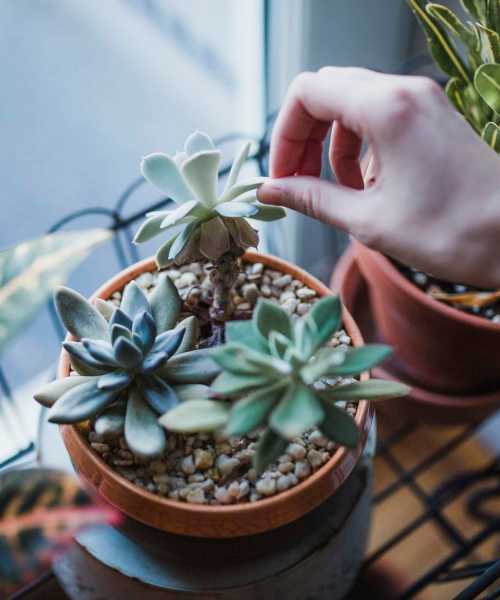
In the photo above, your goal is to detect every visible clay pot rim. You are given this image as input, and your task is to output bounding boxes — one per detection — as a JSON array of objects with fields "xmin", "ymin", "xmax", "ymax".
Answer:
[
  {"xmin": 59, "ymin": 250, "xmax": 371, "ymax": 535},
  {"xmin": 352, "ymin": 240, "xmax": 500, "ymax": 332}
]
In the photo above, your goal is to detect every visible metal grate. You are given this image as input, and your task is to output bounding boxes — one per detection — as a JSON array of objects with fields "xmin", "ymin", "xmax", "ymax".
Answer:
[{"xmin": 2, "ymin": 119, "xmax": 499, "ymax": 600}]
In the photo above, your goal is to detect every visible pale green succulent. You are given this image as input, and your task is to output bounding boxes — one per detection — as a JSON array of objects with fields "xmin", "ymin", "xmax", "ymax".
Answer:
[
  {"xmin": 133, "ymin": 131, "xmax": 286, "ymax": 267},
  {"xmin": 35, "ymin": 275, "xmax": 220, "ymax": 459},
  {"xmin": 161, "ymin": 295, "xmax": 410, "ymax": 473},
  {"xmin": 408, "ymin": 0, "xmax": 500, "ymax": 151}
]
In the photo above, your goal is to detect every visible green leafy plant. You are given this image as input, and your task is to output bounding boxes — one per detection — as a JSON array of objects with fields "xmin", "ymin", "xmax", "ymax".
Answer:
[
  {"xmin": 0, "ymin": 229, "xmax": 111, "ymax": 352},
  {"xmin": 34, "ymin": 275, "xmax": 220, "ymax": 458},
  {"xmin": 407, "ymin": 0, "xmax": 500, "ymax": 151},
  {"xmin": 134, "ymin": 131, "xmax": 286, "ymax": 322},
  {"xmin": 161, "ymin": 296, "xmax": 409, "ymax": 473},
  {"xmin": 0, "ymin": 468, "xmax": 119, "ymax": 598}
]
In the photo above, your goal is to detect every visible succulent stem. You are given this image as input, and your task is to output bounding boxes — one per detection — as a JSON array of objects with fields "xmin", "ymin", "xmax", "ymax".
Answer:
[{"xmin": 209, "ymin": 251, "xmax": 241, "ymax": 324}]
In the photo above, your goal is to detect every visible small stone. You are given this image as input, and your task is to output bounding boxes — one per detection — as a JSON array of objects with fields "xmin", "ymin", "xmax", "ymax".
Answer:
[
  {"xmin": 168, "ymin": 490, "xmax": 180, "ymax": 501},
  {"xmin": 296, "ymin": 303, "xmax": 310, "ymax": 316},
  {"xmin": 251, "ymin": 263, "xmax": 264, "ymax": 275},
  {"xmin": 216, "ymin": 455, "xmax": 240, "ymax": 477},
  {"xmin": 279, "ymin": 290, "xmax": 296, "ymax": 303},
  {"xmin": 260, "ymin": 284, "xmax": 272, "ymax": 297},
  {"xmin": 91, "ymin": 442, "xmax": 109, "ymax": 454},
  {"xmin": 194, "ymin": 449, "xmax": 214, "ymax": 471},
  {"xmin": 215, "ymin": 442, "xmax": 232, "ymax": 454},
  {"xmin": 277, "ymin": 475, "xmax": 292, "ymax": 492},
  {"xmin": 339, "ymin": 334, "xmax": 351, "ymax": 345},
  {"xmin": 88, "ymin": 432, "xmax": 104, "ymax": 443},
  {"xmin": 157, "ymin": 483, "xmax": 169, "ymax": 495},
  {"xmin": 181, "ymin": 455, "xmax": 195, "ymax": 475},
  {"xmin": 309, "ymin": 431, "xmax": 328, "ymax": 448},
  {"xmin": 296, "ymin": 287, "xmax": 316, "ymax": 300},
  {"xmin": 295, "ymin": 460, "xmax": 311, "ymax": 480},
  {"xmin": 278, "ymin": 461, "xmax": 294, "ymax": 474},
  {"xmin": 493, "ymin": 315, "xmax": 500, "ymax": 324},
  {"xmin": 188, "ymin": 473, "xmax": 205, "ymax": 483},
  {"xmin": 186, "ymin": 487, "xmax": 206, "ymax": 504},
  {"xmin": 167, "ymin": 269, "xmax": 182, "ymax": 280},
  {"xmin": 238, "ymin": 479, "xmax": 250, "ymax": 499},
  {"xmin": 176, "ymin": 272, "xmax": 198, "ymax": 289},
  {"xmin": 136, "ymin": 272, "xmax": 154, "ymax": 288},
  {"xmin": 413, "ymin": 272, "xmax": 427, "ymax": 286},
  {"xmin": 307, "ymin": 449, "xmax": 324, "ymax": 469},
  {"xmin": 242, "ymin": 283, "xmax": 259, "ymax": 304},
  {"xmin": 282, "ymin": 299, "xmax": 298, "ymax": 314},
  {"xmin": 247, "ymin": 468, "xmax": 257, "ymax": 483},
  {"xmin": 238, "ymin": 302, "xmax": 252, "ymax": 311},
  {"xmin": 228, "ymin": 481, "xmax": 240, "ymax": 498},
  {"xmin": 274, "ymin": 274, "xmax": 293, "ymax": 288},
  {"xmin": 214, "ymin": 486, "xmax": 232, "ymax": 504},
  {"xmin": 287, "ymin": 442, "xmax": 306, "ymax": 460},
  {"xmin": 256, "ymin": 477, "xmax": 277, "ymax": 496},
  {"xmin": 454, "ymin": 284, "xmax": 467, "ymax": 293}
]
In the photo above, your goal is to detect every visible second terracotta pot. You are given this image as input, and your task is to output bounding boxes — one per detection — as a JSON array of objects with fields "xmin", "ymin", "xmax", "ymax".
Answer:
[{"xmin": 354, "ymin": 240, "xmax": 500, "ymax": 395}]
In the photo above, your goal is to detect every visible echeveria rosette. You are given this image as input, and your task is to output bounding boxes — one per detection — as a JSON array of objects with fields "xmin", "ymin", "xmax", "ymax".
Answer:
[
  {"xmin": 35, "ymin": 275, "xmax": 220, "ymax": 459},
  {"xmin": 133, "ymin": 131, "xmax": 286, "ymax": 267},
  {"xmin": 161, "ymin": 296, "xmax": 410, "ymax": 473}
]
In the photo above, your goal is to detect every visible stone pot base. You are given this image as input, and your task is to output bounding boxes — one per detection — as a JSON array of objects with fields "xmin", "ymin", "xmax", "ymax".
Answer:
[{"xmin": 331, "ymin": 246, "xmax": 500, "ymax": 425}]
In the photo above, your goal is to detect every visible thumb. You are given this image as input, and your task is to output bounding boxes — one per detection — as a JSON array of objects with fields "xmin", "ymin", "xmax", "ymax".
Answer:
[{"xmin": 257, "ymin": 176, "xmax": 365, "ymax": 233}]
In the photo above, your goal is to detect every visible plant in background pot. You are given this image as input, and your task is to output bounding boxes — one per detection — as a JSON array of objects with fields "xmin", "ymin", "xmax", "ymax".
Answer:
[
  {"xmin": 352, "ymin": 0, "xmax": 500, "ymax": 412},
  {"xmin": 36, "ymin": 132, "xmax": 409, "ymax": 599}
]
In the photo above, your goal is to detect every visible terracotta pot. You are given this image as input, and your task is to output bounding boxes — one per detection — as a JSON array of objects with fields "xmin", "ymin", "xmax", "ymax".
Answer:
[
  {"xmin": 59, "ymin": 250, "xmax": 373, "ymax": 538},
  {"xmin": 332, "ymin": 245, "xmax": 500, "ymax": 424},
  {"xmin": 354, "ymin": 240, "xmax": 500, "ymax": 396}
]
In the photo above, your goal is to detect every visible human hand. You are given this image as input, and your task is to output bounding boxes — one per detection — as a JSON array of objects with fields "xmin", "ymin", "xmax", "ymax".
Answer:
[{"xmin": 257, "ymin": 67, "xmax": 500, "ymax": 288}]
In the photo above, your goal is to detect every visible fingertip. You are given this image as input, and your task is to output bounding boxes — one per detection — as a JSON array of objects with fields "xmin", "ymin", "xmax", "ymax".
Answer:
[{"xmin": 257, "ymin": 182, "xmax": 284, "ymax": 205}]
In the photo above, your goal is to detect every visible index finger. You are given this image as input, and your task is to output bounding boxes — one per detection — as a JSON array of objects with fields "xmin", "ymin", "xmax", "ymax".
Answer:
[{"xmin": 269, "ymin": 67, "xmax": 375, "ymax": 179}]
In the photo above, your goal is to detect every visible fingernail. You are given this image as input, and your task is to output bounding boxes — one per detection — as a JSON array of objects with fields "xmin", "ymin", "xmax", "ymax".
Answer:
[{"xmin": 257, "ymin": 182, "xmax": 284, "ymax": 204}]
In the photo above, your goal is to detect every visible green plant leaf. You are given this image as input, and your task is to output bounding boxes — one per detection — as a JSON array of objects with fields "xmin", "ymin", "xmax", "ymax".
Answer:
[
  {"xmin": 477, "ymin": 23, "xmax": 500, "ymax": 62},
  {"xmin": 174, "ymin": 315, "xmax": 200, "ymax": 354},
  {"xmin": 173, "ymin": 384, "xmax": 211, "ymax": 401},
  {"xmin": 407, "ymin": 0, "xmax": 471, "ymax": 81},
  {"xmin": 140, "ymin": 153, "xmax": 194, "ymax": 204},
  {"xmin": 0, "ymin": 468, "xmax": 118, "ymax": 598},
  {"xmin": 426, "ymin": 4, "xmax": 478, "ymax": 49},
  {"xmin": 55, "ymin": 286, "xmax": 109, "ymax": 342},
  {"xmin": 148, "ymin": 273, "xmax": 181, "ymax": 333},
  {"xmin": 221, "ymin": 177, "xmax": 267, "ymax": 203},
  {"xmin": 132, "ymin": 311, "xmax": 156, "ymax": 353},
  {"xmin": 168, "ymin": 221, "xmax": 200, "ymax": 261},
  {"xmin": 210, "ymin": 343, "xmax": 262, "ymax": 375},
  {"xmin": 330, "ymin": 344, "xmax": 393, "ymax": 376},
  {"xmin": 113, "ymin": 336, "xmax": 143, "ymax": 369},
  {"xmin": 223, "ymin": 141, "xmax": 251, "ymax": 193},
  {"xmin": 159, "ymin": 200, "xmax": 200, "ymax": 230},
  {"xmin": 482, "ymin": 120, "xmax": 500, "ymax": 150},
  {"xmin": 47, "ymin": 379, "xmax": 117, "ymax": 424},
  {"xmin": 159, "ymin": 399, "xmax": 229, "ymax": 433},
  {"xmin": 305, "ymin": 295, "xmax": 342, "ymax": 351},
  {"xmin": 82, "ymin": 339, "xmax": 119, "ymax": 366},
  {"xmin": 270, "ymin": 383, "xmax": 324, "ymax": 439},
  {"xmin": 0, "ymin": 230, "xmax": 110, "ymax": 352},
  {"xmin": 68, "ymin": 354, "xmax": 107, "ymax": 376},
  {"xmin": 460, "ymin": 0, "xmax": 486, "ymax": 22},
  {"xmin": 34, "ymin": 375, "xmax": 97, "ymax": 407},
  {"xmin": 184, "ymin": 131, "xmax": 216, "ymax": 155},
  {"xmin": 63, "ymin": 341, "xmax": 110, "ymax": 371},
  {"xmin": 97, "ymin": 370, "xmax": 132, "ymax": 392},
  {"xmin": 155, "ymin": 233, "xmax": 180, "ymax": 268},
  {"xmin": 474, "ymin": 63, "xmax": 500, "ymax": 113},
  {"xmin": 124, "ymin": 388, "xmax": 166, "ymax": 459},
  {"xmin": 94, "ymin": 298, "xmax": 114, "ymax": 320},
  {"xmin": 211, "ymin": 371, "xmax": 275, "ymax": 397},
  {"xmin": 159, "ymin": 350, "xmax": 221, "ymax": 384},
  {"xmin": 320, "ymin": 379, "xmax": 411, "ymax": 401},
  {"xmin": 268, "ymin": 330, "xmax": 293, "ymax": 359},
  {"xmin": 181, "ymin": 150, "xmax": 221, "ymax": 207},
  {"xmin": 120, "ymin": 281, "xmax": 150, "ymax": 320},
  {"xmin": 140, "ymin": 376, "xmax": 180, "ymax": 414},
  {"xmin": 225, "ymin": 380, "xmax": 288, "ymax": 436},
  {"xmin": 300, "ymin": 347, "xmax": 346, "ymax": 384},
  {"xmin": 319, "ymin": 401, "xmax": 360, "ymax": 448},
  {"xmin": 215, "ymin": 201, "xmax": 259, "ymax": 218},
  {"xmin": 133, "ymin": 214, "xmax": 165, "ymax": 244},
  {"xmin": 254, "ymin": 298, "xmax": 292, "ymax": 342},
  {"xmin": 251, "ymin": 204, "xmax": 287, "ymax": 221},
  {"xmin": 94, "ymin": 402, "xmax": 126, "ymax": 437},
  {"xmin": 151, "ymin": 328, "xmax": 185, "ymax": 359},
  {"xmin": 486, "ymin": 0, "xmax": 500, "ymax": 32},
  {"xmin": 225, "ymin": 319, "xmax": 268, "ymax": 353},
  {"xmin": 253, "ymin": 428, "xmax": 288, "ymax": 475}
]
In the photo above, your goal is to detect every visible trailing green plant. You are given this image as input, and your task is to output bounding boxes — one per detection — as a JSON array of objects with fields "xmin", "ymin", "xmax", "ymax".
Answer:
[
  {"xmin": 407, "ymin": 0, "xmax": 500, "ymax": 151},
  {"xmin": 34, "ymin": 275, "xmax": 220, "ymax": 459},
  {"xmin": 161, "ymin": 295, "xmax": 409, "ymax": 473},
  {"xmin": 134, "ymin": 131, "xmax": 286, "ymax": 322},
  {"xmin": 0, "ymin": 468, "xmax": 119, "ymax": 598}
]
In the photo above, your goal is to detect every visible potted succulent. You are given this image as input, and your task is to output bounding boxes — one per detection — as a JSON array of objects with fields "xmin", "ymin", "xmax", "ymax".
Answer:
[
  {"xmin": 35, "ymin": 132, "xmax": 408, "ymax": 598},
  {"xmin": 353, "ymin": 0, "xmax": 500, "ymax": 412}
]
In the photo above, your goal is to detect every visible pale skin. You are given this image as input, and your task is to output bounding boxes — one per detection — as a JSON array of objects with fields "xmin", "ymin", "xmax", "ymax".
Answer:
[{"xmin": 257, "ymin": 67, "xmax": 500, "ymax": 289}]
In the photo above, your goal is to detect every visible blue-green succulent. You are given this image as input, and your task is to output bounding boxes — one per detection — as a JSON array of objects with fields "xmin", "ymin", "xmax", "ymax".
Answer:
[
  {"xmin": 161, "ymin": 295, "xmax": 410, "ymax": 473},
  {"xmin": 35, "ymin": 274, "xmax": 220, "ymax": 459},
  {"xmin": 133, "ymin": 131, "xmax": 286, "ymax": 268}
]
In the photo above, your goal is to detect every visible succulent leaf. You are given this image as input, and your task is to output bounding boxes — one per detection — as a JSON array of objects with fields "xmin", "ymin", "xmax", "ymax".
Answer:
[
  {"xmin": 125, "ymin": 388, "xmax": 166, "ymax": 459},
  {"xmin": 220, "ymin": 177, "xmax": 267, "ymax": 203},
  {"xmin": 482, "ymin": 120, "xmax": 500, "ymax": 150},
  {"xmin": 159, "ymin": 350, "xmax": 221, "ymax": 384},
  {"xmin": 184, "ymin": 130, "xmax": 215, "ymax": 155},
  {"xmin": 141, "ymin": 350, "xmax": 169, "ymax": 373},
  {"xmin": 149, "ymin": 273, "xmax": 182, "ymax": 333},
  {"xmin": 140, "ymin": 376, "xmax": 180, "ymax": 413},
  {"xmin": 113, "ymin": 336, "xmax": 143, "ymax": 369},
  {"xmin": 210, "ymin": 343, "xmax": 262, "ymax": 375},
  {"xmin": 159, "ymin": 399, "xmax": 229, "ymax": 433},
  {"xmin": 168, "ymin": 221, "xmax": 200, "ymax": 260},
  {"xmin": 140, "ymin": 153, "xmax": 194, "ymax": 204},
  {"xmin": 63, "ymin": 341, "xmax": 110, "ymax": 371},
  {"xmin": 160, "ymin": 200, "xmax": 200, "ymax": 229},
  {"xmin": 97, "ymin": 370, "xmax": 132, "ymax": 392},
  {"xmin": 330, "ymin": 344, "xmax": 393, "ymax": 376},
  {"xmin": 110, "ymin": 308, "xmax": 133, "ymax": 331},
  {"xmin": 155, "ymin": 233, "xmax": 180, "ymax": 268},
  {"xmin": 68, "ymin": 354, "xmax": 107, "ymax": 376},
  {"xmin": 474, "ymin": 63, "xmax": 500, "ymax": 112},
  {"xmin": 319, "ymin": 401, "xmax": 360, "ymax": 448},
  {"xmin": 269, "ymin": 383, "xmax": 324, "ymax": 439},
  {"xmin": 94, "ymin": 298, "xmax": 114, "ymax": 320},
  {"xmin": 55, "ymin": 287, "xmax": 109, "ymax": 342},
  {"xmin": 181, "ymin": 150, "xmax": 221, "ymax": 207},
  {"xmin": 308, "ymin": 295, "xmax": 342, "ymax": 349},
  {"xmin": 477, "ymin": 22, "xmax": 500, "ymax": 62},
  {"xmin": 174, "ymin": 316, "xmax": 199, "ymax": 354},
  {"xmin": 215, "ymin": 201, "xmax": 259, "ymax": 218},
  {"xmin": 152, "ymin": 327, "xmax": 185, "ymax": 357},
  {"xmin": 132, "ymin": 311, "xmax": 157, "ymax": 354},
  {"xmin": 225, "ymin": 381, "xmax": 288, "ymax": 436},
  {"xmin": 120, "ymin": 281, "xmax": 150, "ymax": 319},
  {"xmin": 94, "ymin": 402, "xmax": 126, "ymax": 437},
  {"xmin": 34, "ymin": 375, "xmax": 96, "ymax": 408},
  {"xmin": 320, "ymin": 379, "xmax": 411, "ymax": 401},
  {"xmin": 200, "ymin": 217, "xmax": 230, "ymax": 260},
  {"xmin": 253, "ymin": 428, "xmax": 288, "ymax": 475},
  {"xmin": 133, "ymin": 214, "xmax": 165, "ymax": 244},
  {"xmin": 254, "ymin": 299, "xmax": 292, "ymax": 342},
  {"xmin": 251, "ymin": 204, "xmax": 287, "ymax": 221},
  {"xmin": 110, "ymin": 323, "xmax": 132, "ymax": 345},
  {"xmin": 173, "ymin": 384, "xmax": 211, "ymax": 401},
  {"xmin": 48, "ymin": 380, "xmax": 117, "ymax": 424},
  {"xmin": 226, "ymin": 319, "xmax": 268, "ymax": 353},
  {"xmin": 211, "ymin": 371, "xmax": 276, "ymax": 397},
  {"xmin": 82, "ymin": 339, "xmax": 119, "ymax": 366}
]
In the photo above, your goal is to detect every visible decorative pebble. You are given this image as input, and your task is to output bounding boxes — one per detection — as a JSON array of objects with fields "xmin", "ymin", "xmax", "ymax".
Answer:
[
  {"xmin": 136, "ymin": 272, "xmax": 154, "ymax": 288},
  {"xmin": 287, "ymin": 443, "xmax": 306, "ymax": 460},
  {"xmin": 307, "ymin": 449, "xmax": 324, "ymax": 469},
  {"xmin": 277, "ymin": 475, "xmax": 292, "ymax": 492},
  {"xmin": 296, "ymin": 287, "xmax": 317, "ymax": 300},
  {"xmin": 274, "ymin": 274, "xmax": 293, "ymax": 288},
  {"xmin": 256, "ymin": 477, "xmax": 277, "ymax": 496},
  {"xmin": 309, "ymin": 431, "xmax": 329, "ymax": 448},
  {"xmin": 216, "ymin": 455, "xmax": 240, "ymax": 477},
  {"xmin": 181, "ymin": 455, "xmax": 195, "ymax": 475},
  {"xmin": 295, "ymin": 460, "xmax": 311, "ymax": 480},
  {"xmin": 194, "ymin": 448, "xmax": 214, "ymax": 471}
]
